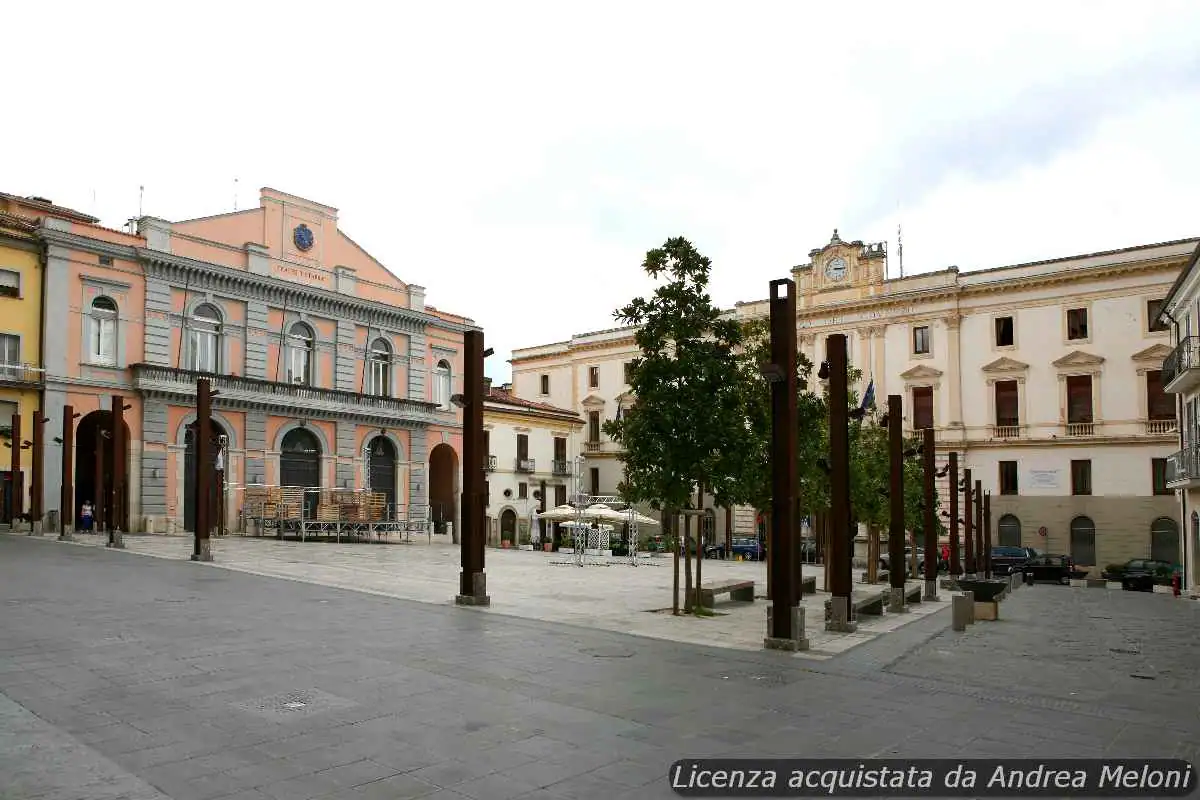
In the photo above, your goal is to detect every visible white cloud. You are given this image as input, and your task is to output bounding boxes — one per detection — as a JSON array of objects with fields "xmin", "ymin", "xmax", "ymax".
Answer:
[{"xmin": 2, "ymin": 1, "xmax": 1197, "ymax": 382}]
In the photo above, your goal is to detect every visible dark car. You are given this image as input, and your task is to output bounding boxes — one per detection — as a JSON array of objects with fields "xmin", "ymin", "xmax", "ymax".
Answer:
[
  {"xmin": 989, "ymin": 546, "xmax": 1031, "ymax": 576},
  {"xmin": 1022, "ymin": 554, "xmax": 1081, "ymax": 585},
  {"xmin": 880, "ymin": 547, "xmax": 929, "ymax": 577},
  {"xmin": 1101, "ymin": 559, "xmax": 1176, "ymax": 585}
]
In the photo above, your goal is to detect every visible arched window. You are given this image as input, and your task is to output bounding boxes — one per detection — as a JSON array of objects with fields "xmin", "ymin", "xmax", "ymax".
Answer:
[
  {"xmin": 89, "ymin": 296, "xmax": 118, "ymax": 365},
  {"xmin": 434, "ymin": 359, "xmax": 451, "ymax": 410},
  {"xmin": 997, "ymin": 514, "xmax": 1021, "ymax": 548},
  {"xmin": 1069, "ymin": 515, "xmax": 1096, "ymax": 566},
  {"xmin": 287, "ymin": 322, "xmax": 314, "ymax": 385},
  {"xmin": 189, "ymin": 303, "xmax": 222, "ymax": 373},
  {"xmin": 368, "ymin": 337, "xmax": 391, "ymax": 397},
  {"xmin": 1150, "ymin": 517, "xmax": 1180, "ymax": 564}
]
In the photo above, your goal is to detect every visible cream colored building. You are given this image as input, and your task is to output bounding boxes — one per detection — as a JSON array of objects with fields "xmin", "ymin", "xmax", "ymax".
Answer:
[
  {"xmin": 1155, "ymin": 240, "xmax": 1200, "ymax": 594},
  {"xmin": 482, "ymin": 379, "xmax": 583, "ymax": 547},
  {"xmin": 511, "ymin": 231, "xmax": 1198, "ymax": 572}
]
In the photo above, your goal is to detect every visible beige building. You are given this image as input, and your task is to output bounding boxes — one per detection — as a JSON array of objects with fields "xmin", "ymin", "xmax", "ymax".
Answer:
[
  {"xmin": 482, "ymin": 379, "xmax": 583, "ymax": 547},
  {"xmin": 511, "ymin": 231, "xmax": 1198, "ymax": 573},
  {"xmin": 1156, "ymin": 240, "xmax": 1200, "ymax": 594}
]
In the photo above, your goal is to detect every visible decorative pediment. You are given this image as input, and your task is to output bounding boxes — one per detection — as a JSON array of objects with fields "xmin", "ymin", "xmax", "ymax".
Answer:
[
  {"xmin": 1131, "ymin": 343, "xmax": 1172, "ymax": 363},
  {"xmin": 900, "ymin": 364, "xmax": 943, "ymax": 381},
  {"xmin": 580, "ymin": 394, "xmax": 607, "ymax": 408},
  {"xmin": 981, "ymin": 356, "xmax": 1029, "ymax": 374},
  {"xmin": 614, "ymin": 390, "xmax": 636, "ymax": 405},
  {"xmin": 1052, "ymin": 350, "xmax": 1105, "ymax": 369}
]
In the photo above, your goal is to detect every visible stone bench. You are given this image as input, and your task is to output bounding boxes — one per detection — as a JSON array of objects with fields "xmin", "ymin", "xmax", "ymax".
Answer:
[
  {"xmin": 801, "ymin": 575, "xmax": 817, "ymax": 595},
  {"xmin": 699, "ymin": 580, "xmax": 755, "ymax": 609},
  {"xmin": 905, "ymin": 584, "xmax": 922, "ymax": 604},
  {"xmin": 853, "ymin": 590, "xmax": 887, "ymax": 616}
]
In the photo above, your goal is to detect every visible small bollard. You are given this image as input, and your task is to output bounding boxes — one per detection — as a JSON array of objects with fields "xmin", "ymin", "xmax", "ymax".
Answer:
[{"xmin": 952, "ymin": 593, "xmax": 971, "ymax": 631}]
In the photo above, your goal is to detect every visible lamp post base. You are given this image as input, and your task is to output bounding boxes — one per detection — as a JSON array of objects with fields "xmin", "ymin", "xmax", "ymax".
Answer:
[
  {"xmin": 455, "ymin": 571, "xmax": 491, "ymax": 607},
  {"xmin": 888, "ymin": 587, "xmax": 909, "ymax": 613},
  {"xmin": 824, "ymin": 596, "xmax": 858, "ymax": 633},
  {"xmin": 59, "ymin": 529, "xmax": 74, "ymax": 542},
  {"xmin": 106, "ymin": 531, "xmax": 125, "ymax": 549},
  {"xmin": 923, "ymin": 579, "xmax": 939, "ymax": 601},
  {"xmin": 763, "ymin": 606, "xmax": 809, "ymax": 651},
  {"xmin": 190, "ymin": 539, "xmax": 213, "ymax": 562}
]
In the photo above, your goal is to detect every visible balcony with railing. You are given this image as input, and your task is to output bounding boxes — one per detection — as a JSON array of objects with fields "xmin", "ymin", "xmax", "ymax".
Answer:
[
  {"xmin": 584, "ymin": 440, "xmax": 603, "ymax": 453},
  {"xmin": 552, "ymin": 459, "xmax": 571, "ymax": 476},
  {"xmin": 515, "ymin": 457, "xmax": 536, "ymax": 473},
  {"xmin": 1162, "ymin": 336, "xmax": 1200, "ymax": 394},
  {"xmin": 1145, "ymin": 418, "xmax": 1178, "ymax": 436},
  {"xmin": 485, "ymin": 454, "xmax": 497, "ymax": 472},
  {"xmin": 1166, "ymin": 444, "xmax": 1200, "ymax": 488},
  {"xmin": 1065, "ymin": 421, "xmax": 1095, "ymax": 437},
  {"xmin": 132, "ymin": 363, "xmax": 440, "ymax": 423},
  {"xmin": 0, "ymin": 363, "xmax": 44, "ymax": 387},
  {"xmin": 990, "ymin": 424, "xmax": 1022, "ymax": 439}
]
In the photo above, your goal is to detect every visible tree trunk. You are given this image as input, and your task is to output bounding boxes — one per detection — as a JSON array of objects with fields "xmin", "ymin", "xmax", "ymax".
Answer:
[
  {"xmin": 763, "ymin": 510, "xmax": 772, "ymax": 600},
  {"xmin": 821, "ymin": 509, "xmax": 832, "ymax": 594},
  {"xmin": 867, "ymin": 523, "xmax": 879, "ymax": 583},
  {"xmin": 683, "ymin": 506, "xmax": 693, "ymax": 613},
  {"xmin": 694, "ymin": 483, "xmax": 704, "ymax": 612},
  {"xmin": 668, "ymin": 507, "xmax": 680, "ymax": 616}
]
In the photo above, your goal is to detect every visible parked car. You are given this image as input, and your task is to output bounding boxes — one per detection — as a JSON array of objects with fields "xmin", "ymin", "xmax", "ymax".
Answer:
[
  {"xmin": 1021, "ymin": 554, "xmax": 1082, "ymax": 585},
  {"xmin": 1101, "ymin": 559, "xmax": 1176, "ymax": 585},
  {"xmin": 880, "ymin": 547, "xmax": 929, "ymax": 576},
  {"xmin": 989, "ymin": 546, "xmax": 1032, "ymax": 576}
]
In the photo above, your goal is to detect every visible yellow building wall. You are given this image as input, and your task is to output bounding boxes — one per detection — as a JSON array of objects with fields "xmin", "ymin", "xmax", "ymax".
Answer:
[{"xmin": 0, "ymin": 238, "xmax": 43, "ymax": 472}]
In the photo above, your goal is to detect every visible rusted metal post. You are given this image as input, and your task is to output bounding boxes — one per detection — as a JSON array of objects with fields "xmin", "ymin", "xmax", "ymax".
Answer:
[
  {"xmin": 456, "ymin": 329, "xmax": 489, "ymax": 605},
  {"xmin": 59, "ymin": 405, "xmax": 75, "ymax": 540},
  {"xmin": 923, "ymin": 428, "xmax": 939, "ymax": 600},
  {"xmin": 192, "ymin": 381, "xmax": 212, "ymax": 560},
  {"xmin": 983, "ymin": 490, "xmax": 993, "ymax": 579},
  {"xmin": 31, "ymin": 409, "xmax": 44, "ymax": 526},
  {"xmin": 948, "ymin": 451, "xmax": 960, "ymax": 579},
  {"xmin": 109, "ymin": 396, "xmax": 126, "ymax": 546},
  {"xmin": 887, "ymin": 395, "xmax": 906, "ymax": 612},
  {"xmin": 974, "ymin": 479, "xmax": 984, "ymax": 578},
  {"xmin": 93, "ymin": 426, "xmax": 104, "ymax": 532},
  {"xmin": 10, "ymin": 412, "xmax": 22, "ymax": 524},
  {"xmin": 963, "ymin": 468, "xmax": 974, "ymax": 576},
  {"xmin": 683, "ymin": 505, "xmax": 693, "ymax": 613},
  {"xmin": 671, "ymin": 510, "xmax": 680, "ymax": 615},
  {"xmin": 765, "ymin": 278, "xmax": 804, "ymax": 649},
  {"xmin": 826, "ymin": 333, "xmax": 855, "ymax": 633}
]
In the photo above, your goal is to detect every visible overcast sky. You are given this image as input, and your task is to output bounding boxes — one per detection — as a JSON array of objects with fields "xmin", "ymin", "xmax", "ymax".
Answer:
[{"xmin": 5, "ymin": 1, "xmax": 1199, "ymax": 382}]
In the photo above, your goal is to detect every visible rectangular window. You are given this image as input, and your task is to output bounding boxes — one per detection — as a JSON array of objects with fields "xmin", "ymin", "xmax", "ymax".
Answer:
[
  {"xmin": 589, "ymin": 467, "xmax": 600, "ymax": 497},
  {"xmin": 1151, "ymin": 458, "xmax": 1171, "ymax": 495},
  {"xmin": 1070, "ymin": 459, "xmax": 1092, "ymax": 496},
  {"xmin": 994, "ymin": 380, "xmax": 1019, "ymax": 426},
  {"xmin": 1066, "ymin": 307, "xmax": 1089, "ymax": 340},
  {"xmin": 1066, "ymin": 375, "xmax": 1093, "ymax": 423},
  {"xmin": 483, "ymin": 430, "xmax": 490, "ymax": 458},
  {"xmin": 90, "ymin": 315, "xmax": 116, "ymax": 365},
  {"xmin": 994, "ymin": 316, "xmax": 1015, "ymax": 347},
  {"xmin": 539, "ymin": 374, "xmax": 550, "ymax": 395},
  {"xmin": 368, "ymin": 356, "xmax": 389, "ymax": 397},
  {"xmin": 999, "ymin": 461, "xmax": 1018, "ymax": 495},
  {"xmin": 1147, "ymin": 299, "xmax": 1168, "ymax": 333},
  {"xmin": 1146, "ymin": 370, "xmax": 1175, "ymax": 420},
  {"xmin": 516, "ymin": 434, "xmax": 529, "ymax": 462},
  {"xmin": 912, "ymin": 386, "xmax": 934, "ymax": 430},
  {"xmin": 588, "ymin": 366, "xmax": 599, "ymax": 388},
  {"xmin": 553, "ymin": 437, "xmax": 566, "ymax": 461},
  {"xmin": 554, "ymin": 484, "xmax": 566, "ymax": 507},
  {"xmin": 0, "ymin": 269, "xmax": 19, "ymax": 298},
  {"xmin": 623, "ymin": 362, "xmax": 634, "ymax": 384},
  {"xmin": 288, "ymin": 346, "xmax": 310, "ymax": 385},
  {"xmin": 588, "ymin": 411, "xmax": 601, "ymax": 442},
  {"xmin": 912, "ymin": 326, "xmax": 930, "ymax": 355},
  {"xmin": 484, "ymin": 481, "xmax": 490, "ymax": 506},
  {"xmin": 518, "ymin": 482, "xmax": 528, "ymax": 500},
  {"xmin": 189, "ymin": 328, "xmax": 218, "ymax": 373},
  {"xmin": 98, "ymin": 255, "xmax": 114, "ymax": 266},
  {"xmin": 0, "ymin": 400, "xmax": 16, "ymax": 438},
  {"xmin": 0, "ymin": 334, "xmax": 18, "ymax": 378}
]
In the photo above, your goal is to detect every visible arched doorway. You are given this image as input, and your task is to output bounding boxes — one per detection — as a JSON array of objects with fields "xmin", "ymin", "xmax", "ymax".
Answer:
[
  {"xmin": 1070, "ymin": 516, "xmax": 1096, "ymax": 566},
  {"xmin": 367, "ymin": 436, "xmax": 397, "ymax": 517},
  {"xmin": 500, "ymin": 508, "xmax": 517, "ymax": 543},
  {"xmin": 1150, "ymin": 517, "xmax": 1180, "ymax": 564},
  {"xmin": 280, "ymin": 428, "xmax": 321, "ymax": 518},
  {"xmin": 184, "ymin": 421, "xmax": 228, "ymax": 535},
  {"xmin": 997, "ymin": 514, "xmax": 1021, "ymax": 548},
  {"xmin": 428, "ymin": 443, "xmax": 457, "ymax": 537},
  {"xmin": 74, "ymin": 410, "xmax": 131, "ymax": 531}
]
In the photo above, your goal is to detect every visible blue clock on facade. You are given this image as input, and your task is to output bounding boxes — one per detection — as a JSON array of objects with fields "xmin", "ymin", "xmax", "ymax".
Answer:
[{"xmin": 293, "ymin": 224, "xmax": 314, "ymax": 252}]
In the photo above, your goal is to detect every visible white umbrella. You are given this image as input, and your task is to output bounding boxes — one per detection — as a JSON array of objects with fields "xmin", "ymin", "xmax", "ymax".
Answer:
[
  {"xmin": 581, "ymin": 504, "xmax": 628, "ymax": 523},
  {"xmin": 622, "ymin": 510, "xmax": 659, "ymax": 527},
  {"xmin": 530, "ymin": 508, "xmax": 541, "ymax": 543},
  {"xmin": 561, "ymin": 521, "xmax": 613, "ymax": 531},
  {"xmin": 538, "ymin": 504, "xmax": 578, "ymax": 522}
]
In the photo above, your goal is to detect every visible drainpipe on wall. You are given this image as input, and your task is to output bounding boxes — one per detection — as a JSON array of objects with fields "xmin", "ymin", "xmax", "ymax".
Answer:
[{"xmin": 1167, "ymin": 311, "xmax": 1189, "ymax": 590}]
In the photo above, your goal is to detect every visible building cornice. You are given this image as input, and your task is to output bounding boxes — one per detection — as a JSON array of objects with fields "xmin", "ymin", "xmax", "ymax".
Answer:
[{"xmin": 484, "ymin": 404, "xmax": 584, "ymax": 427}]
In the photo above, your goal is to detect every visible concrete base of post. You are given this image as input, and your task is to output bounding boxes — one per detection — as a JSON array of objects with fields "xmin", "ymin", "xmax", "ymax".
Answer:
[
  {"xmin": 763, "ymin": 606, "xmax": 810, "ymax": 652},
  {"xmin": 58, "ymin": 528, "xmax": 74, "ymax": 542},
  {"xmin": 940, "ymin": 577, "xmax": 960, "ymax": 591},
  {"xmin": 455, "ymin": 572, "xmax": 491, "ymax": 607},
  {"xmin": 825, "ymin": 596, "xmax": 858, "ymax": 633},
  {"xmin": 31, "ymin": 521, "xmax": 43, "ymax": 535},
  {"xmin": 887, "ymin": 587, "xmax": 908, "ymax": 614},
  {"xmin": 951, "ymin": 594, "xmax": 972, "ymax": 631},
  {"xmin": 923, "ymin": 579, "xmax": 938, "ymax": 602},
  {"xmin": 190, "ymin": 539, "xmax": 213, "ymax": 562},
  {"xmin": 106, "ymin": 531, "xmax": 125, "ymax": 549}
]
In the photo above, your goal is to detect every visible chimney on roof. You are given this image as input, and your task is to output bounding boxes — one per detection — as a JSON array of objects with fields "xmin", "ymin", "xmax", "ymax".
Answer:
[
  {"xmin": 26, "ymin": 196, "xmax": 53, "ymax": 205},
  {"xmin": 483, "ymin": 377, "xmax": 493, "ymax": 393}
]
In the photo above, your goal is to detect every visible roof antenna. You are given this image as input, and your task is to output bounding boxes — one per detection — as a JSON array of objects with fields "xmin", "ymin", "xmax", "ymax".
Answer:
[
  {"xmin": 897, "ymin": 223, "xmax": 904, "ymax": 279},
  {"xmin": 234, "ymin": 177, "xmax": 239, "ymax": 211},
  {"xmin": 138, "ymin": 185, "xmax": 144, "ymax": 218}
]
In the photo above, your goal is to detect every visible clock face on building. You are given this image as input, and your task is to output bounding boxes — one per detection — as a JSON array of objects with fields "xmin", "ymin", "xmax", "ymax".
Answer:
[
  {"xmin": 293, "ymin": 224, "xmax": 314, "ymax": 252},
  {"xmin": 825, "ymin": 256, "xmax": 847, "ymax": 281}
]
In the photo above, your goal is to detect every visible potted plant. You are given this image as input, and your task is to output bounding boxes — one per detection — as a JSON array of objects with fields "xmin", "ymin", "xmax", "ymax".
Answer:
[{"xmin": 518, "ymin": 530, "xmax": 533, "ymax": 551}]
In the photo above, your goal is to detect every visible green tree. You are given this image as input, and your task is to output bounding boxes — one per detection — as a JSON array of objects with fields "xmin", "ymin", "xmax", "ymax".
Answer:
[{"xmin": 603, "ymin": 237, "xmax": 760, "ymax": 512}]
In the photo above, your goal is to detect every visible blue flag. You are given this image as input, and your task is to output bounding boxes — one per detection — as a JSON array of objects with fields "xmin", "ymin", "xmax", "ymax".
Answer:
[{"xmin": 860, "ymin": 379, "xmax": 876, "ymax": 413}]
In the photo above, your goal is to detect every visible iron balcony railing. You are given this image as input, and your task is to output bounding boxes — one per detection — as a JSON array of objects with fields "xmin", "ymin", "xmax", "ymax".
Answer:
[
  {"xmin": 1162, "ymin": 336, "xmax": 1200, "ymax": 386},
  {"xmin": 552, "ymin": 459, "xmax": 571, "ymax": 476},
  {"xmin": 132, "ymin": 364, "xmax": 440, "ymax": 419},
  {"xmin": 1166, "ymin": 444, "xmax": 1200, "ymax": 486},
  {"xmin": 0, "ymin": 363, "xmax": 45, "ymax": 385},
  {"xmin": 485, "ymin": 454, "xmax": 497, "ymax": 472},
  {"xmin": 515, "ymin": 457, "xmax": 536, "ymax": 473}
]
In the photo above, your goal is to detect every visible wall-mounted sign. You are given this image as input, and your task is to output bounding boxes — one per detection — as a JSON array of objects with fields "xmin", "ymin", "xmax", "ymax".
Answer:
[{"xmin": 1027, "ymin": 469, "xmax": 1060, "ymax": 489}]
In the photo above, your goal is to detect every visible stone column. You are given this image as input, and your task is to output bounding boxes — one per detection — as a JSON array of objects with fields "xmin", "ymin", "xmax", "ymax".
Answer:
[
  {"xmin": 871, "ymin": 327, "xmax": 886, "ymax": 399},
  {"xmin": 945, "ymin": 315, "xmax": 964, "ymax": 429}
]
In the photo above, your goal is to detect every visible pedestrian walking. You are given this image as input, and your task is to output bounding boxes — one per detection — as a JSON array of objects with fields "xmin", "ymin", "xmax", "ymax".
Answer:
[{"xmin": 80, "ymin": 501, "xmax": 94, "ymax": 532}]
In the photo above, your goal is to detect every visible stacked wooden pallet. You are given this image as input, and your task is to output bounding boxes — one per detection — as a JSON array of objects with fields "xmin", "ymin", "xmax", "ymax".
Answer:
[
  {"xmin": 315, "ymin": 504, "xmax": 341, "ymax": 522},
  {"xmin": 364, "ymin": 492, "xmax": 387, "ymax": 522},
  {"xmin": 243, "ymin": 486, "xmax": 284, "ymax": 518}
]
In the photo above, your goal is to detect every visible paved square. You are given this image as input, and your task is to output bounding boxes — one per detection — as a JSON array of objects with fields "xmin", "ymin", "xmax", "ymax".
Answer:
[{"xmin": 2, "ymin": 533, "xmax": 1197, "ymax": 800}]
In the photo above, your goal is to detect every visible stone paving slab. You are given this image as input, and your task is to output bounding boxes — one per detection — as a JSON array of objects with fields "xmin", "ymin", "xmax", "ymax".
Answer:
[
  {"xmin": 47, "ymin": 532, "xmax": 948, "ymax": 659},
  {"xmin": 2, "ymin": 535, "xmax": 1198, "ymax": 800}
]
